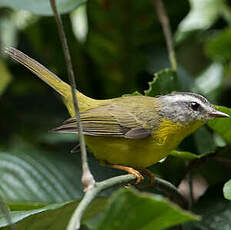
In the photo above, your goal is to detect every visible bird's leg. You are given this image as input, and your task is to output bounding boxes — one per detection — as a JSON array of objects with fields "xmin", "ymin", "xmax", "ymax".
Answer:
[{"xmin": 100, "ymin": 161, "xmax": 144, "ymax": 184}]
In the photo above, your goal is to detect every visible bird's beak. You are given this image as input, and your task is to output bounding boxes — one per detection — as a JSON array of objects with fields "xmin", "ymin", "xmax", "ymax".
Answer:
[{"xmin": 209, "ymin": 110, "xmax": 230, "ymax": 118}]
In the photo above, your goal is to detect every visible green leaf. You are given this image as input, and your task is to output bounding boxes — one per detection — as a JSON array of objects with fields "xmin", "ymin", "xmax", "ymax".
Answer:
[
  {"xmin": 223, "ymin": 179, "xmax": 231, "ymax": 200},
  {"xmin": 175, "ymin": 0, "xmax": 229, "ymax": 43},
  {"xmin": 7, "ymin": 202, "xmax": 47, "ymax": 211},
  {"xmin": 208, "ymin": 106, "xmax": 231, "ymax": 144},
  {"xmin": 206, "ymin": 28, "xmax": 231, "ymax": 62},
  {"xmin": 145, "ymin": 69, "xmax": 181, "ymax": 97},
  {"xmin": 0, "ymin": 198, "xmax": 106, "ymax": 229},
  {"xmin": 0, "ymin": 0, "xmax": 86, "ymax": 16},
  {"xmin": 0, "ymin": 145, "xmax": 122, "ymax": 203},
  {"xmin": 169, "ymin": 150, "xmax": 200, "ymax": 160},
  {"xmin": 97, "ymin": 188, "xmax": 199, "ymax": 230},
  {"xmin": 0, "ymin": 149, "xmax": 83, "ymax": 203}
]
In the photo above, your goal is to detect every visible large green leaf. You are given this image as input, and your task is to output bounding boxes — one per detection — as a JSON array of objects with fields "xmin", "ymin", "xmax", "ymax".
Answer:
[
  {"xmin": 97, "ymin": 188, "xmax": 199, "ymax": 230},
  {"xmin": 144, "ymin": 69, "xmax": 181, "ymax": 96},
  {"xmin": 0, "ymin": 198, "xmax": 106, "ymax": 230},
  {"xmin": 0, "ymin": 144, "xmax": 122, "ymax": 203},
  {"xmin": 0, "ymin": 149, "xmax": 83, "ymax": 203},
  {"xmin": 175, "ymin": 0, "xmax": 230, "ymax": 43},
  {"xmin": 0, "ymin": 0, "xmax": 86, "ymax": 15},
  {"xmin": 0, "ymin": 144, "xmax": 123, "ymax": 229},
  {"xmin": 208, "ymin": 106, "xmax": 231, "ymax": 144}
]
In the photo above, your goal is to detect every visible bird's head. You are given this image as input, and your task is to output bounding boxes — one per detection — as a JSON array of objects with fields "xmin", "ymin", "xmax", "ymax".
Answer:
[{"xmin": 157, "ymin": 92, "xmax": 229, "ymax": 125}]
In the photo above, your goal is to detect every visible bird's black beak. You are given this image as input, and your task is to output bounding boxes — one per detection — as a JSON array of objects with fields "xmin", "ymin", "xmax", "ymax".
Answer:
[{"xmin": 209, "ymin": 110, "xmax": 229, "ymax": 118}]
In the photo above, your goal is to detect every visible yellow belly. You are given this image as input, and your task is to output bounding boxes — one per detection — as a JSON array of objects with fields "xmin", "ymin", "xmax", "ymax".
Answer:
[
  {"xmin": 85, "ymin": 135, "xmax": 179, "ymax": 168},
  {"xmin": 85, "ymin": 119, "xmax": 205, "ymax": 168}
]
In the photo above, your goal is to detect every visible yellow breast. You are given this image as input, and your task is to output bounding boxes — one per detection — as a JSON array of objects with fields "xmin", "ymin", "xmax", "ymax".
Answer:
[{"xmin": 85, "ymin": 118, "xmax": 204, "ymax": 168}]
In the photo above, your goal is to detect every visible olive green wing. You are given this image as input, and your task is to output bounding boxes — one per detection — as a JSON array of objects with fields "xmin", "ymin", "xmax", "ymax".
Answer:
[{"xmin": 52, "ymin": 104, "xmax": 151, "ymax": 139}]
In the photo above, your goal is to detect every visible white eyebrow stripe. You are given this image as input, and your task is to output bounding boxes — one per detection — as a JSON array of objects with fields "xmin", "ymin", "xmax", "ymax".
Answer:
[{"xmin": 166, "ymin": 94, "xmax": 210, "ymax": 108}]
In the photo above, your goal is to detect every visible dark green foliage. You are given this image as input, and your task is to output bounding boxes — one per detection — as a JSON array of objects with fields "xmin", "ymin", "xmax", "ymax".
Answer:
[
  {"xmin": 183, "ymin": 186, "xmax": 231, "ymax": 230},
  {"xmin": 145, "ymin": 69, "xmax": 181, "ymax": 96},
  {"xmin": 206, "ymin": 28, "xmax": 231, "ymax": 62},
  {"xmin": 0, "ymin": 0, "xmax": 231, "ymax": 229}
]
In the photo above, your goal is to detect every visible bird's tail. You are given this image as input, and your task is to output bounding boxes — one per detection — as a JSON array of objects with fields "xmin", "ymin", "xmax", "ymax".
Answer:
[{"xmin": 5, "ymin": 47, "xmax": 95, "ymax": 115}]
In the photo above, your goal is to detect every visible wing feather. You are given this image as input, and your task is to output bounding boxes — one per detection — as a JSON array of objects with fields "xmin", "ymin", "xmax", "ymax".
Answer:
[{"xmin": 52, "ymin": 103, "xmax": 151, "ymax": 139}]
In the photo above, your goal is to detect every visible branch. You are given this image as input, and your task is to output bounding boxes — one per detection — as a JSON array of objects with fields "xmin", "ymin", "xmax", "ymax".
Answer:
[
  {"xmin": 152, "ymin": 0, "xmax": 177, "ymax": 71},
  {"xmin": 66, "ymin": 174, "xmax": 188, "ymax": 230},
  {"xmin": 49, "ymin": 0, "xmax": 95, "ymax": 191},
  {"xmin": 153, "ymin": 177, "xmax": 188, "ymax": 209}
]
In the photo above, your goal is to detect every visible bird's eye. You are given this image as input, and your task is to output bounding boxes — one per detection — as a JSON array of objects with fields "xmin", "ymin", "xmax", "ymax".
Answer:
[{"xmin": 190, "ymin": 102, "xmax": 200, "ymax": 111}]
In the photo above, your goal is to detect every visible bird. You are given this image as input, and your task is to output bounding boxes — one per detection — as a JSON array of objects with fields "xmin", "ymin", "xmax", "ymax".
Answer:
[{"xmin": 5, "ymin": 47, "xmax": 229, "ymax": 183}]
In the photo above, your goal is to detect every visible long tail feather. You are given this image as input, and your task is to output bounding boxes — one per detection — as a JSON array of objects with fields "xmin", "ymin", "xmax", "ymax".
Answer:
[
  {"xmin": 4, "ymin": 47, "xmax": 96, "ymax": 115},
  {"xmin": 5, "ymin": 47, "xmax": 71, "ymax": 98}
]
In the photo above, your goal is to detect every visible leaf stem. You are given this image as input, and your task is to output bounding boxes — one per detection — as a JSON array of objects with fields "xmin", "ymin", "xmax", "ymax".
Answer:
[
  {"xmin": 188, "ymin": 172, "xmax": 194, "ymax": 209},
  {"xmin": 49, "ymin": 0, "xmax": 95, "ymax": 191},
  {"xmin": 152, "ymin": 0, "xmax": 177, "ymax": 71}
]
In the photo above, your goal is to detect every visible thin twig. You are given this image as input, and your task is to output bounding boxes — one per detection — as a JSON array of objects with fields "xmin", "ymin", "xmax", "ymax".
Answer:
[
  {"xmin": 66, "ymin": 174, "xmax": 187, "ymax": 230},
  {"xmin": 153, "ymin": 0, "xmax": 177, "ymax": 71},
  {"xmin": 154, "ymin": 177, "xmax": 188, "ymax": 209},
  {"xmin": 49, "ymin": 0, "xmax": 95, "ymax": 191},
  {"xmin": 0, "ymin": 196, "xmax": 17, "ymax": 230},
  {"xmin": 188, "ymin": 172, "xmax": 194, "ymax": 209}
]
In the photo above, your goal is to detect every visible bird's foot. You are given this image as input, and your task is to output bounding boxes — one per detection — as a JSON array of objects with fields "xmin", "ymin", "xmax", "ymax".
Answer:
[{"xmin": 101, "ymin": 162, "xmax": 144, "ymax": 184}]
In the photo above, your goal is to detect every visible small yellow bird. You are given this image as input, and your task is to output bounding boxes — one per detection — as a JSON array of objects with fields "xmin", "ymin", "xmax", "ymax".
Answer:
[{"xmin": 5, "ymin": 47, "xmax": 229, "ymax": 182}]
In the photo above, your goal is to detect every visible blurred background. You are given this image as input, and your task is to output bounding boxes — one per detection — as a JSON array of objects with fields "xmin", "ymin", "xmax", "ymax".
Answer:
[
  {"xmin": 0, "ymin": 0, "xmax": 230, "ymax": 153},
  {"xmin": 0, "ymin": 0, "xmax": 231, "ymax": 229}
]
